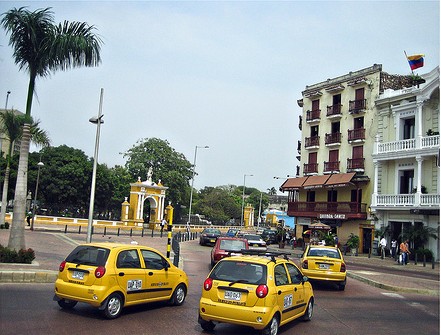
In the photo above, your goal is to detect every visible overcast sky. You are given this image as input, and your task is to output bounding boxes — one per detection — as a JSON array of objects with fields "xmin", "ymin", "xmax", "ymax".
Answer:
[{"xmin": 0, "ymin": 0, "xmax": 439, "ymax": 194}]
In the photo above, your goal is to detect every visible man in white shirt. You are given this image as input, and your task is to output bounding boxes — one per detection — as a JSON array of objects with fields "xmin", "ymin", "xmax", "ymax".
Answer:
[{"xmin": 380, "ymin": 236, "xmax": 387, "ymax": 259}]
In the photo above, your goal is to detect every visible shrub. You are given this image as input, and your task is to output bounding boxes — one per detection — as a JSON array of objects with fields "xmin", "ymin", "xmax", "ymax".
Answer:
[
  {"xmin": 0, "ymin": 244, "xmax": 35, "ymax": 264},
  {"xmin": 414, "ymin": 248, "xmax": 433, "ymax": 262}
]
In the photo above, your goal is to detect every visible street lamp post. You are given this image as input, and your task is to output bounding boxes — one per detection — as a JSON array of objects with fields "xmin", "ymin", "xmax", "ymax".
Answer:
[
  {"xmin": 30, "ymin": 161, "xmax": 44, "ymax": 231},
  {"xmin": 5, "ymin": 91, "xmax": 11, "ymax": 109},
  {"xmin": 188, "ymin": 145, "xmax": 209, "ymax": 225},
  {"xmin": 86, "ymin": 88, "xmax": 104, "ymax": 243},
  {"xmin": 240, "ymin": 174, "xmax": 253, "ymax": 226}
]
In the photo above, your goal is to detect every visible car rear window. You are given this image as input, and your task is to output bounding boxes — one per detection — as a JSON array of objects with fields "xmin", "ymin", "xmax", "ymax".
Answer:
[
  {"xmin": 211, "ymin": 260, "xmax": 266, "ymax": 284},
  {"xmin": 65, "ymin": 246, "xmax": 110, "ymax": 266},
  {"xmin": 244, "ymin": 234, "xmax": 261, "ymax": 240},
  {"xmin": 219, "ymin": 239, "xmax": 246, "ymax": 251},
  {"xmin": 307, "ymin": 248, "xmax": 340, "ymax": 259}
]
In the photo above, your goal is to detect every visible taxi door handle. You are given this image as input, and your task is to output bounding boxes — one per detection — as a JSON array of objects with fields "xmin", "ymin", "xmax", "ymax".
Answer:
[
  {"xmin": 277, "ymin": 290, "xmax": 282, "ymax": 295},
  {"xmin": 118, "ymin": 272, "xmax": 125, "ymax": 276},
  {"xmin": 294, "ymin": 287, "xmax": 297, "ymax": 292},
  {"xmin": 148, "ymin": 272, "xmax": 154, "ymax": 276}
]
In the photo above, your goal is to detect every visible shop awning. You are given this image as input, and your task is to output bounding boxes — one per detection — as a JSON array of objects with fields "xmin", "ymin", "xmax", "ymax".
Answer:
[
  {"xmin": 302, "ymin": 175, "xmax": 330, "ymax": 189},
  {"xmin": 280, "ymin": 176, "xmax": 308, "ymax": 190},
  {"xmin": 324, "ymin": 172, "xmax": 356, "ymax": 188}
]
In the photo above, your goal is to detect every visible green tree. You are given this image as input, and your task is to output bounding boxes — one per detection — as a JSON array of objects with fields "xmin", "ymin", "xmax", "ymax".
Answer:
[
  {"xmin": 267, "ymin": 187, "xmax": 277, "ymax": 195},
  {"xmin": 2, "ymin": 7, "xmax": 102, "ymax": 250},
  {"xmin": 123, "ymin": 138, "xmax": 193, "ymax": 207},
  {"xmin": 0, "ymin": 111, "xmax": 50, "ymax": 227}
]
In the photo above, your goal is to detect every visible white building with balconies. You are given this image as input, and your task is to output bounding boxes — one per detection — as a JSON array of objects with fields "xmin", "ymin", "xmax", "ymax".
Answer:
[{"xmin": 371, "ymin": 66, "xmax": 439, "ymax": 260}]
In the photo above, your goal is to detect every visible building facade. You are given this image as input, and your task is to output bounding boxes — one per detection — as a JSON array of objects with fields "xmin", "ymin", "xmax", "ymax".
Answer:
[
  {"xmin": 280, "ymin": 64, "xmax": 439, "ymax": 257},
  {"xmin": 371, "ymin": 66, "xmax": 440, "ymax": 260}
]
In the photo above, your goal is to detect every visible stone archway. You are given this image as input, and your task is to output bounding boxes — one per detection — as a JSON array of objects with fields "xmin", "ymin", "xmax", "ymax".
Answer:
[{"xmin": 121, "ymin": 173, "xmax": 168, "ymax": 227}]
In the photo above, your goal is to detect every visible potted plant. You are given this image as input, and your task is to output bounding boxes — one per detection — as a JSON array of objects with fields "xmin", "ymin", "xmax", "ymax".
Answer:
[{"xmin": 346, "ymin": 233, "xmax": 360, "ymax": 256}]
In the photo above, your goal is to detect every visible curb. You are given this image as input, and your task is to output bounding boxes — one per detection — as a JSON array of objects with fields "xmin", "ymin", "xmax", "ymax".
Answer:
[
  {"xmin": 347, "ymin": 271, "xmax": 440, "ymax": 297},
  {"xmin": 0, "ymin": 269, "xmax": 58, "ymax": 283}
]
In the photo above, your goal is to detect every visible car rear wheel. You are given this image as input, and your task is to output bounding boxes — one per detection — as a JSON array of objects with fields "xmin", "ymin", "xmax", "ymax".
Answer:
[
  {"xmin": 338, "ymin": 279, "xmax": 346, "ymax": 291},
  {"xmin": 170, "ymin": 284, "xmax": 186, "ymax": 306},
  {"xmin": 102, "ymin": 293, "xmax": 123, "ymax": 319},
  {"xmin": 57, "ymin": 299, "xmax": 77, "ymax": 309},
  {"xmin": 260, "ymin": 314, "xmax": 279, "ymax": 335},
  {"xmin": 302, "ymin": 298, "xmax": 314, "ymax": 321},
  {"xmin": 199, "ymin": 319, "xmax": 215, "ymax": 331}
]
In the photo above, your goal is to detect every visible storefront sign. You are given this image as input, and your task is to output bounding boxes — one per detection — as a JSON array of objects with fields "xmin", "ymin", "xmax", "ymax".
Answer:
[{"xmin": 319, "ymin": 213, "xmax": 346, "ymax": 220}]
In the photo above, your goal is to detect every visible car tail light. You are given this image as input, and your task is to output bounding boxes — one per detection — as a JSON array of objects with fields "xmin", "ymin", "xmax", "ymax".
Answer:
[
  {"xmin": 340, "ymin": 263, "xmax": 346, "ymax": 272},
  {"xmin": 203, "ymin": 278, "xmax": 213, "ymax": 291},
  {"xmin": 256, "ymin": 284, "xmax": 268, "ymax": 298},
  {"xmin": 95, "ymin": 266, "xmax": 106, "ymax": 278},
  {"xmin": 59, "ymin": 261, "xmax": 66, "ymax": 272},
  {"xmin": 302, "ymin": 260, "xmax": 308, "ymax": 269}
]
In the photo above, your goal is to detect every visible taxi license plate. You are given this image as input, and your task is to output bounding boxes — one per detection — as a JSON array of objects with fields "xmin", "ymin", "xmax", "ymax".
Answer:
[
  {"xmin": 319, "ymin": 263, "xmax": 330, "ymax": 270},
  {"xmin": 72, "ymin": 270, "xmax": 84, "ymax": 280},
  {"xmin": 224, "ymin": 290, "xmax": 241, "ymax": 301}
]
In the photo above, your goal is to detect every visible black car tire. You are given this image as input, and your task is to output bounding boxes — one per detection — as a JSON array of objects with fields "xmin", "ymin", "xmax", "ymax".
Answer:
[
  {"xmin": 57, "ymin": 299, "xmax": 77, "ymax": 309},
  {"xmin": 102, "ymin": 292, "xmax": 123, "ymax": 319},
  {"xmin": 169, "ymin": 283, "xmax": 186, "ymax": 306},
  {"xmin": 302, "ymin": 298, "xmax": 314, "ymax": 321},
  {"xmin": 260, "ymin": 314, "xmax": 279, "ymax": 335},
  {"xmin": 338, "ymin": 280, "xmax": 346, "ymax": 291},
  {"xmin": 199, "ymin": 319, "xmax": 215, "ymax": 331}
]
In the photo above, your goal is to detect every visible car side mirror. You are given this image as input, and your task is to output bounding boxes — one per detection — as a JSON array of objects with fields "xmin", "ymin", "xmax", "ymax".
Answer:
[{"xmin": 302, "ymin": 276, "xmax": 309, "ymax": 283}]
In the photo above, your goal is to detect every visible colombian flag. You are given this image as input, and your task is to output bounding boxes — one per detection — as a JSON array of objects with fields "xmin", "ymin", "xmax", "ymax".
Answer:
[{"xmin": 407, "ymin": 54, "xmax": 425, "ymax": 70}]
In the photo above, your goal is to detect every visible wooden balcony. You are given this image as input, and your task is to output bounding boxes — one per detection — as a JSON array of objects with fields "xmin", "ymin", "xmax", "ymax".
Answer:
[
  {"xmin": 348, "ymin": 128, "xmax": 365, "ymax": 142},
  {"xmin": 303, "ymin": 163, "xmax": 318, "ymax": 174},
  {"xmin": 326, "ymin": 104, "xmax": 342, "ymax": 118},
  {"xmin": 306, "ymin": 109, "xmax": 321, "ymax": 123},
  {"xmin": 324, "ymin": 161, "xmax": 340, "ymax": 173},
  {"xmin": 325, "ymin": 132, "xmax": 341, "ymax": 146},
  {"xmin": 347, "ymin": 157, "xmax": 365, "ymax": 172},
  {"xmin": 349, "ymin": 99, "xmax": 366, "ymax": 114},
  {"xmin": 305, "ymin": 136, "xmax": 320, "ymax": 149},
  {"xmin": 287, "ymin": 201, "xmax": 367, "ymax": 220}
]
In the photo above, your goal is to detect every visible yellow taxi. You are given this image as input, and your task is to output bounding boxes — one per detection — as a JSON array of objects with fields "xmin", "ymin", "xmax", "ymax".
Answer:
[
  {"xmin": 300, "ymin": 245, "xmax": 347, "ymax": 291},
  {"xmin": 198, "ymin": 250, "xmax": 314, "ymax": 335},
  {"xmin": 53, "ymin": 243, "xmax": 189, "ymax": 319}
]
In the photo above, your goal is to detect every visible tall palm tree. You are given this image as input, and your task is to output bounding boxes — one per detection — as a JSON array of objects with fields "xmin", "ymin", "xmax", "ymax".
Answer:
[
  {"xmin": 1, "ymin": 7, "xmax": 102, "ymax": 250},
  {"xmin": 0, "ymin": 110, "xmax": 50, "ymax": 228}
]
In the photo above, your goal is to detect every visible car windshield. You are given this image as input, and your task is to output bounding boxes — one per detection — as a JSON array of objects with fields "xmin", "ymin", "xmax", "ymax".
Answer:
[
  {"xmin": 65, "ymin": 246, "xmax": 110, "ymax": 266},
  {"xmin": 204, "ymin": 229, "xmax": 221, "ymax": 234},
  {"xmin": 243, "ymin": 234, "xmax": 261, "ymax": 241},
  {"xmin": 219, "ymin": 239, "xmax": 246, "ymax": 251},
  {"xmin": 307, "ymin": 248, "xmax": 340, "ymax": 259},
  {"xmin": 211, "ymin": 260, "xmax": 266, "ymax": 285}
]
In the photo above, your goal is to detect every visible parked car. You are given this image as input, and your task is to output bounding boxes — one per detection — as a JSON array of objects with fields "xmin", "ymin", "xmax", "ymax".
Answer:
[
  {"xmin": 300, "ymin": 245, "xmax": 347, "ymax": 291},
  {"xmin": 199, "ymin": 228, "xmax": 222, "ymax": 246},
  {"xmin": 261, "ymin": 229, "xmax": 278, "ymax": 245},
  {"xmin": 199, "ymin": 250, "xmax": 314, "ymax": 335},
  {"xmin": 242, "ymin": 233, "xmax": 267, "ymax": 250},
  {"xmin": 211, "ymin": 237, "xmax": 249, "ymax": 267},
  {"xmin": 53, "ymin": 243, "xmax": 189, "ymax": 319}
]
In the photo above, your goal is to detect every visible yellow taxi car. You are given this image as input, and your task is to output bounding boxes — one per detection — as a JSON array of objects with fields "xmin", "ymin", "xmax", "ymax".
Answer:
[
  {"xmin": 300, "ymin": 245, "xmax": 347, "ymax": 291},
  {"xmin": 53, "ymin": 243, "xmax": 189, "ymax": 319},
  {"xmin": 199, "ymin": 250, "xmax": 314, "ymax": 335}
]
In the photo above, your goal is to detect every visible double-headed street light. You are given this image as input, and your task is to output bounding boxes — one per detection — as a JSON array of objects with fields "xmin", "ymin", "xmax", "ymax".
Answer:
[
  {"xmin": 30, "ymin": 161, "xmax": 44, "ymax": 231},
  {"xmin": 240, "ymin": 174, "xmax": 253, "ymax": 226},
  {"xmin": 188, "ymin": 145, "xmax": 209, "ymax": 225},
  {"xmin": 86, "ymin": 88, "xmax": 104, "ymax": 243}
]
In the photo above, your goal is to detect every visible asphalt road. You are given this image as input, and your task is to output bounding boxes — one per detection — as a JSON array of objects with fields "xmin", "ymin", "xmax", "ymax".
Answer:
[{"xmin": 0, "ymin": 240, "xmax": 439, "ymax": 335}]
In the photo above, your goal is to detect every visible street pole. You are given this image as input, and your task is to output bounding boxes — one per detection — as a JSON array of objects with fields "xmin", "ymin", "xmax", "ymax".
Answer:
[
  {"xmin": 30, "ymin": 161, "xmax": 44, "ymax": 231},
  {"xmin": 86, "ymin": 88, "xmax": 104, "ymax": 243},
  {"xmin": 240, "ymin": 174, "xmax": 253, "ymax": 226},
  {"xmin": 188, "ymin": 145, "xmax": 208, "ymax": 225},
  {"xmin": 5, "ymin": 91, "xmax": 11, "ymax": 109}
]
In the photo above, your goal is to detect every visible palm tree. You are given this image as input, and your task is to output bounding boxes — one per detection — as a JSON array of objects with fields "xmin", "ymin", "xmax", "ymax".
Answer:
[
  {"xmin": 0, "ymin": 110, "xmax": 50, "ymax": 228},
  {"xmin": 1, "ymin": 7, "xmax": 102, "ymax": 250},
  {"xmin": 267, "ymin": 187, "xmax": 277, "ymax": 196}
]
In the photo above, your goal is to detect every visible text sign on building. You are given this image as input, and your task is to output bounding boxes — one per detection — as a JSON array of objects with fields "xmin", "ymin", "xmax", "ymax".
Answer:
[{"xmin": 319, "ymin": 213, "xmax": 346, "ymax": 220}]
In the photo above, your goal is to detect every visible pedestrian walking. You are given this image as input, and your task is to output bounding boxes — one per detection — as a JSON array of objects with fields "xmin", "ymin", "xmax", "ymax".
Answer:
[
  {"xmin": 399, "ymin": 240, "xmax": 411, "ymax": 265},
  {"xmin": 380, "ymin": 236, "xmax": 387, "ymax": 259},
  {"xmin": 391, "ymin": 239, "xmax": 397, "ymax": 259},
  {"xmin": 160, "ymin": 218, "xmax": 167, "ymax": 236}
]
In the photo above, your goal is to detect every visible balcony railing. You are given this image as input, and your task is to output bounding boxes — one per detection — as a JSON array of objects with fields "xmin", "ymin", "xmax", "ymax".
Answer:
[
  {"xmin": 375, "ymin": 135, "xmax": 439, "ymax": 155},
  {"xmin": 347, "ymin": 157, "xmax": 365, "ymax": 171},
  {"xmin": 297, "ymin": 140, "xmax": 302, "ymax": 153},
  {"xmin": 373, "ymin": 193, "xmax": 440, "ymax": 208},
  {"xmin": 325, "ymin": 132, "xmax": 341, "ymax": 145},
  {"xmin": 303, "ymin": 163, "xmax": 318, "ymax": 174},
  {"xmin": 305, "ymin": 136, "xmax": 320, "ymax": 148},
  {"xmin": 348, "ymin": 128, "xmax": 365, "ymax": 142},
  {"xmin": 326, "ymin": 104, "xmax": 342, "ymax": 117},
  {"xmin": 287, "ymin": 201, "xmax": 367, "ymax": 220},
  {"xmin": 349, "ymin": 99, "xmax": 366, "ymax": 113},
  {"xmin": 306, "ymin": 109, "xmax": 321, "ymax": 122},
  {"xmin": 324, "ymin": 161, "xmax": 340, "ymax": 172}
]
